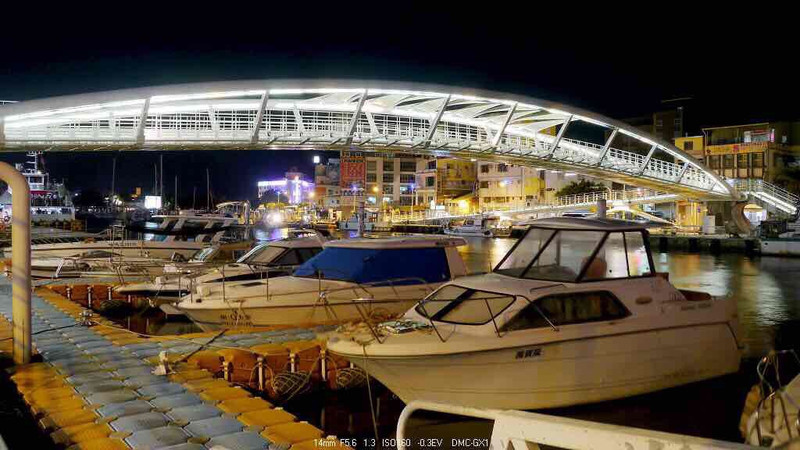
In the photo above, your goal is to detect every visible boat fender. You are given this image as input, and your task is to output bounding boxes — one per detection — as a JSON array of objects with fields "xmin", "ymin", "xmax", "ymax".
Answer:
[{"xmin": 635, "ymin": 296, "xmax": 653, "ymax": 305}]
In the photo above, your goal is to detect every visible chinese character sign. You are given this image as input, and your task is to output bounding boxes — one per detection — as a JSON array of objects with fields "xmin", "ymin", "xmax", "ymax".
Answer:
[{"xmin": 340, "ymin": 151, "xmax": 366, "ymax": 188}]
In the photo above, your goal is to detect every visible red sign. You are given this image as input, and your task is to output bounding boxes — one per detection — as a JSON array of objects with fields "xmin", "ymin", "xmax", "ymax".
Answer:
[{"xmin": 340, "ymin": 151, "xmax": 366, "ymax": 188}]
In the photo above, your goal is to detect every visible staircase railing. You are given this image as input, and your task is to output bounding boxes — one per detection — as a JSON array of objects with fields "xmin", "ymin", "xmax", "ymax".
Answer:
[{"xmin": 732, "ymin": 179, "xmax": 799, "ymax": 215}]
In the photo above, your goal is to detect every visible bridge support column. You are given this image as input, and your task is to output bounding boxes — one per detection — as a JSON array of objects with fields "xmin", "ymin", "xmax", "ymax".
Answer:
[{"xmin": 0, "ymin": 161, "xmax": 31, "ymax": 365}]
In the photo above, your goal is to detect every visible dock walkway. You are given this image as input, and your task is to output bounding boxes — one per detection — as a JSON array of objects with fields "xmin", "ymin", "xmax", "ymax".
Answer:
[{"xmin": 0, "ymin": 278, "xmax": 348, "ymax": 450}]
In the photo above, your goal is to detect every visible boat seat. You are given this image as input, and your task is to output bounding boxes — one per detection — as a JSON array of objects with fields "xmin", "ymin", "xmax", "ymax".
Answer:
[{"xmin": 583, "ymin": 257, "xmax": 607, "ymax": 279}]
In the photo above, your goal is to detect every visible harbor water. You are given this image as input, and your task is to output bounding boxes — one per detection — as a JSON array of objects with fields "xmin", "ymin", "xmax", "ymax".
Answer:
[{"xmin": 110, "ymin": 233, "xmax": 800, "ymax": 448}]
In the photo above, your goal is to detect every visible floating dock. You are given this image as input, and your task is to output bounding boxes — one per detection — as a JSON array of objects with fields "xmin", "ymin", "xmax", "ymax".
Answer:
[{"xmin": 0, "ymin": 278, "xmax": 352, "ymax": 449}]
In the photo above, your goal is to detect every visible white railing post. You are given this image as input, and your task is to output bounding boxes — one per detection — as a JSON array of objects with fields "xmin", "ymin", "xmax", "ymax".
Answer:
[{"xmin": 0, "ymin": 161, "xmax": 31, "ymax": 365}]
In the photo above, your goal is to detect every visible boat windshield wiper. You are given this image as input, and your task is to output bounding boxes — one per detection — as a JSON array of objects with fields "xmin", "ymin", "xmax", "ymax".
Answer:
[{"xmin": 532, "ymin": 303, "xmax": 559, "ymax": 332}]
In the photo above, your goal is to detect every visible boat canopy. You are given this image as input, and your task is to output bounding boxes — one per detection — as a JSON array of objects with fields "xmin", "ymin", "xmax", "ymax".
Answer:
[
  {"xmin": 293, "ymin": 246, "xmax": 452, "ymax": 285},
  {"xmin": 495, "ymin": 219, "xmax": 654, "ymax": 283},
  {"xmin": 324, "ymin": 236, "xmax": 466, "ymax": 249}
]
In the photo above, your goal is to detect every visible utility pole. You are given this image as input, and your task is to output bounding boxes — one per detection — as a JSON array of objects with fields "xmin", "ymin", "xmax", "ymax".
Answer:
[{"xmin": 159, "ymin": 154, "xmax": 164, "ymax": 201}]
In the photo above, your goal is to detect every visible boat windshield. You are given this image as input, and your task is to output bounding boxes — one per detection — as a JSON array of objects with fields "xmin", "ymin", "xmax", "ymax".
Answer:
[
  {"xmin": 494, "ymin": 227, "xmax": 653, "ymax": 282},
  {"xmin": 237, "ymin": 244, "xmax": 285, "ymax": 264},
  {"xmin": 414, "ymin": 285, "xmax": 516, "ymax": 325},
  {"xmin": 292, "ymin": 247, "xmax": 451, "ymax": 284},
  {"xmin": 190, "ymin": 247, "xmax": 218, "ymax": 262}
]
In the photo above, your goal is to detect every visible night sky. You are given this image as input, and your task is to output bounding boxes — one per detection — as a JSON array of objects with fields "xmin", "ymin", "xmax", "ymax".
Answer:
[{"xmin": 2, "ymin": 4, "xmax": 796, "ymax": 202}]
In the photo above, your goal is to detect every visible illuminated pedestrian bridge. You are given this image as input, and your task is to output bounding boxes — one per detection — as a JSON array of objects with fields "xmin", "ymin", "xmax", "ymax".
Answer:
[{"xmin": 0, "ymin": 80, "xmax": 734, "ymax": 199}]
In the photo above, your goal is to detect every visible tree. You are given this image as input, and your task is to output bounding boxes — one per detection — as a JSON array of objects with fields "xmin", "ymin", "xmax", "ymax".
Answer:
[
  {"xmin": 259, "ymin": 189, "xmax": 289, "ymax": 205},
  {"xmin": 556, "ymin": 179, "xmax": 608, "ymax": 197}
]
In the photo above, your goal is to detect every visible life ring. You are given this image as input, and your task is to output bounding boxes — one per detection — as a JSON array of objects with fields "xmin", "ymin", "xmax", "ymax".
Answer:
[{"xmin": 2, "ymin": 216, "xmax": 9, "ymax": 224}]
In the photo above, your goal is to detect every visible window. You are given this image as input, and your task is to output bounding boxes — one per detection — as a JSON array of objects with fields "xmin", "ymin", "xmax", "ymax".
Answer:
[
  {"xmin": 415, "ymin": 286, "xmax": 516, "ymax": 325},
  {"xmin": 366, "ymin": 173, "xmax": 377, "ymax": 182},
  {"xmin": 723, "ymin": 154, "xmax": 734, "ymax": 169},
  {"xmin": 400, "ymin": 174, "xmax": 415, "ymax": 183},
  {"xmin": 752, "ymin": 152, "xmax": 764, "ymax": 168},
  {"xmin": 400, "ymin": 161, "xmax": 417, "ymax": 172},
  {"xmin": 737, "ymin": 154, "xmax": 748, "ymax": 168},
  {"xmin": 480, "ymin": 164, "xmax": 491, "ymax": 173},
  {"xmin": 624, "ymin": 232, "xmax": 652, "ymax": 276},
  {"xmin": 273, "ymin": 250, "xmax": 301, "ymax": 266},
  {"xmin": 427, "ymin": 160, "xmax": 436, "ymax": 170},
  {"xmin": 684, "ymin": 141, "xmax": 694, "ymax": 151},
  {"xmin": 293, "ymin": 247, "xmax": 451, "ymax": 284},
  {"xmin": 497, "ymin": 164, "xmax": 509, "ymax": 173},
  {"xmin": 501, "ymin": 291, "xmax": 629, "ymax": 332},
  {"xmin": 496, "ymin": 228, "xmax": 555, "ymax": 277},
  {"xmin": 383, "ymin": 173, "xmax": 394, "ymax": 183},
  {"xmin": 479, "ymin": 181, "xmax": 489, "ymax": 189},
  {"xmin": 495, "ymin": 229, "xmax": 608, "ymax": 282},
  {"xmin": 383, "ymin": 185, "xmax": 393, "ymax": 194},
  {"xmin": 426, "ymin": 177, "xmax": 435, "ymax": 187},
  {"xmin": 383, "ymin": 161, "xmax": 394, "ymax": 172},
  {"xmin": 367, "ymin": 160, "xmax": 377, "ymax": 171},
  {"xmin": 239, "ymin": 245, "xmax": 286, "ymax": 264},
  {"xmin": 583, "ymin": 232, "xmax": 627, "ymax": 280}
]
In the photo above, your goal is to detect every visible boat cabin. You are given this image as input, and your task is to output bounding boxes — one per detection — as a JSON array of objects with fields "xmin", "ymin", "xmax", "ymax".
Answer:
[
  {"xmin": 292, "ymin": 236, "xmax": 468, "ymax": 285},
  {"xmin": 494, "ymin": 217, "xmax": 654, "ymax": 283}
]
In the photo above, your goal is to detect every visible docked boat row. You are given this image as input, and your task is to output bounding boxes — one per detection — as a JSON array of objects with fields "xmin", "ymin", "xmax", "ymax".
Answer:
[{"xmin": 11, "ymin": 216, "xmax": 747, "ymax": 414}]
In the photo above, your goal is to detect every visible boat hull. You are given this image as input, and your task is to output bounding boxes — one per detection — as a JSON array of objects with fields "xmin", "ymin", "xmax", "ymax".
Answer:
[
  {"xmin": 760, "ymin": 239, "xmax": 800, "ymax": 256},
  {"xmin": 338, "ymin": 323, "xmax": 740, "ymax": 410},
  {"xmin": 179, "ymin": 297, "xmax": 420, "ymax": 332}
]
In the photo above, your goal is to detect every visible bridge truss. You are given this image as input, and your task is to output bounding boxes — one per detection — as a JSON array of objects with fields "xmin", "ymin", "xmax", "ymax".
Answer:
[{"xmin": 0, "ymin": 81, "xmax": 734, "ymax": 199}]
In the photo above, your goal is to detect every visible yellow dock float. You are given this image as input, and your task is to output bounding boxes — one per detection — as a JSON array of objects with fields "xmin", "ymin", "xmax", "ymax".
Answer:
[{"xmin": 0, "ymin": 279, "xmax": 352, "ymax": 450}]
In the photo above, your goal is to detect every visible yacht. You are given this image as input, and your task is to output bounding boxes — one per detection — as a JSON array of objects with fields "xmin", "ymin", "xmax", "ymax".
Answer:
[
  {"xmin": 175, "ymin": 235, "xmax": 468, "ymax": 330},
  {"xmin": 116, "ymin": 236, "xmax": 324, "ymax": 305},
  {"xmin": 0, "ymin": 152, "xmax": 75, "ymax": 224},
  {"xmin": 328, "ymin": 218, "xmax": 742, "ymax": 410},
  {"xmin": 21, "ymin": 215, "xmax": 242, "ymax": 260},
  {"xmin": 31, "ymin": 240, "xmax": 251, "ymax": 281}
]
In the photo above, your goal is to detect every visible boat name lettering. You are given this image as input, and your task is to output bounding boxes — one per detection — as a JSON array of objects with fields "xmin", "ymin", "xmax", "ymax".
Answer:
[{"xmin": 515, "ymin": 348, "xmax": 542, "ymax": 359}]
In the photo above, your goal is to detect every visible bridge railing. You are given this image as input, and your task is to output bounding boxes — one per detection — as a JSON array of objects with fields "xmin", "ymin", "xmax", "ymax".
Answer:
[
  {"xmin": 4, "ymin": 100, "xmax": 727, "ymax": 196},
  {"xmin": 732, "ymin": 178, "xmax": 799, "ymax": 215}
]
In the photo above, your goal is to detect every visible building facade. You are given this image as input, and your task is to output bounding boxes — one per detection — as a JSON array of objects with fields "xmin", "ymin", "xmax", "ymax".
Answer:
[
  {"xmin": 477, "ymin": 162, "xmax": 545, "ymax": 211},
  {"xmin": 415, "ymin": 157, "xmax": 477, "ymax": 214},
  {"xmin": 701, "ymin": 122, "xmax": 798, "ymax": 181},
  {"xmin": 257, "ymin": 170, "xmax": 314, "ymax": 204},
  {"xmin": 313, "ymin": 157, "xmax": 341, "ymax": 214}
]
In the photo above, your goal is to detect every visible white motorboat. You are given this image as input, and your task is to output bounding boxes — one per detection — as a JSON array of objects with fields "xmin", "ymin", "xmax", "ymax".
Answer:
[
  {"xmin": 31, "ymin": 251, "xmax": 162, "ymax": 279},
  {"xmin": 175, "ymin": 235, "xmax": 468, "ymax": 331},
  {"xmin": 22, "ymin": 215, "xmax": 243, "ymax": 260},
  {"xmin": 116, "ymin": 236, "xmax": 324, "ymax": 304},
  {"xmin": 328, "ymin": 218, "xmax": 742, "ymax": 410},
  {"xmin": 444, "ymin": 217, "xmax": 511, "ymax": 238}
]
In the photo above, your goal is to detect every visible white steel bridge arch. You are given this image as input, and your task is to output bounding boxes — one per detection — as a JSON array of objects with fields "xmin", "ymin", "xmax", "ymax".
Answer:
[{"xmin": 0, "ymin": 80, "xmax": 735, "ymax": 199}]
